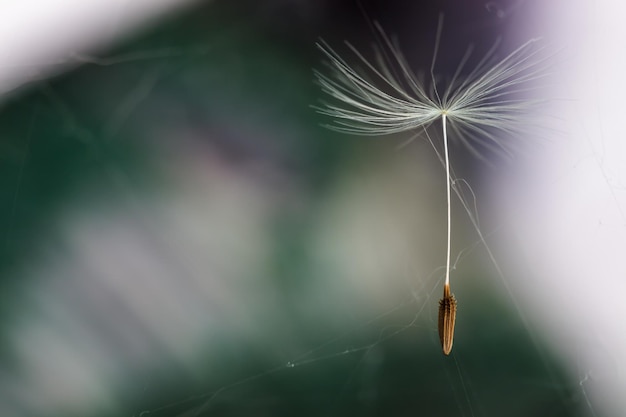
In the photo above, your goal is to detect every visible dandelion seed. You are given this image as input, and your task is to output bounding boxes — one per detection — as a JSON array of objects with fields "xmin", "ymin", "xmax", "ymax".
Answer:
[
  {"xmin": 314, "ymin": 17, "xmax": 546, "ymax": 355},
  {"xmin": 438, "ymin": 282, "xmax": 457, "ymax": 355}
]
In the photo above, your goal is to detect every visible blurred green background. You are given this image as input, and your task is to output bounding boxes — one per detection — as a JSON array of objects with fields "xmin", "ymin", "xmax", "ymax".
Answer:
[{"xmin": 0, "ymin": 1, "xmax": 590, "ymax": 416}]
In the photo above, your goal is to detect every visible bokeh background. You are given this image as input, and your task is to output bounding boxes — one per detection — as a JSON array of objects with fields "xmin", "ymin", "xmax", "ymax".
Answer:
[{"xmin": 0, "ymin": 1, "xmax": 622, "ymax": 416}]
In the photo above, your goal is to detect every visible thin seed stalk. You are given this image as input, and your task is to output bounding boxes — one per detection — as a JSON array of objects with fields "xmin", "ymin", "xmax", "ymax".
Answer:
[{"xmin": 442, "ymin": 113, "xmax": 451, "ymax": 288}]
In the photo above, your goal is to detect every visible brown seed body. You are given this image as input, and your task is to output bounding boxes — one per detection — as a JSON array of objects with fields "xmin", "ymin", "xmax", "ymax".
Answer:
[{"xmin": 438, "ymin": 283, "xmax": 457, "ymax": 355}]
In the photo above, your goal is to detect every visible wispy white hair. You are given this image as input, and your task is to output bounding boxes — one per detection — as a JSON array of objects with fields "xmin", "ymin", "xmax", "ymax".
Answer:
[{"xmin": 314, "ymin": 22, "xmax": 547, "ymax": 160}]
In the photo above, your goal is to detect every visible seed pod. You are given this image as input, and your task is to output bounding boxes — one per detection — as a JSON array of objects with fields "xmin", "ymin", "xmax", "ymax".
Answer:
[{"xmin": 438, "ymin": 283, "xmax": 457, "ymax": 355}]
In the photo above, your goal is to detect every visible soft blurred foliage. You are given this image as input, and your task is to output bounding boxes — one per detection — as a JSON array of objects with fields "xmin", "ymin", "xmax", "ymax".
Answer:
[{"xmin": 0, "ymin": 1, "xmax": 588, "ymax": 416}]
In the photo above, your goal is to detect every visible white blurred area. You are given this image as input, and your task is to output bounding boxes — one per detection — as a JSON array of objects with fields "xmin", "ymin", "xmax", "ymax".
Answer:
[
  {"xmin": 0, "ymin": 0, "xmax": 198, "ymax": 96},
  {"xmin": 494, "ymin": 1, "xmax": 626, "ymax": 415}
]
